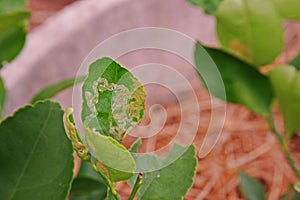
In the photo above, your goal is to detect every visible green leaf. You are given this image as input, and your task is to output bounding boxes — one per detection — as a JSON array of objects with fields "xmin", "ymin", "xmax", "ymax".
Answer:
[
  {"xmin": 0, "ymin": 76, "xmax": 6, "ymax": 119},
  {"xmin": 188, "ymin": 0, "xmax": 223, "ymax": 15},
  {"xmin": 70, "ymin": 161, "xmax": 107, "ymax": 200},
  {"xmin": 272, "ymin": 0, "xmax": 300, "ymax": 19},
  {"xmin": 0, "ymin": 24, "xmax": 26, "ymax": 69},
  {"xmin": 0, "ymin": 101, "xmax": 74, "ymax": 200},
  {"xmin": 195, "ymin": 42, "xmax": 273, "ymax": 116},
  {"xmin": 32, "ymin": 76, "xmax": 85, "ymax": 103},
  {"xmin": 129, "ymin": 138, "xmax": 142, "ymax": 153},
  {"xmin": 0, "ymin": 11, "xmax": 30, "ymax": 69},
  {"xmin": 216, "ymin": 0, "xmax": 284, "ymax": 66},
  {"xmin": 290, "ymin": 54, "xmax": 300, "ymax": 71},
  {"xmin": 0, "ymin": 0, "xmax": 26, "ymax": 14},
  {"xmin": 85, "ymin": 127, "xmax": 136, "ymax": 182},
  {"xmin": 239, "ymin": 172, "xmax": 267, "ymax": 200},
  {"xmin": 127, "ymin": 138, "xmax": 142, "ymax": 186},
  {"xmin": 0, "ymin": 11, "xmax": 30, "ymax": 32},
  {"xmin": 137, "ymin": 145, "xmax": 197, "ymax": 200},
  {"xmin": 269, "ymin": 65, "xmax": 300, "ymax": 135},
  {"xmin": 82, "ymin": 57, "xmax": 146, "ymax": 142}
]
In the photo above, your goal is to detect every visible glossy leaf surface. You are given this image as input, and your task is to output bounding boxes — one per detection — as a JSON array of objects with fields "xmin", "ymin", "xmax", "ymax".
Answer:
[
  {"xmin": 137, "ymin": 145, "xmax": 197, "ymax": 200},
  {"xmin": 195, "ymin": 42, "xmax": 273, "ymax": 116},
  {"xmin": 0, "ymin": 101, "xmax": 74, "ymax": 200}
]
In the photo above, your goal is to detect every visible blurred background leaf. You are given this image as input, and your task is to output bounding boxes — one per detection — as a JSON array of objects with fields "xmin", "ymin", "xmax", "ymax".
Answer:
[
  {"xmin": 290, "ymin": 54, "xmax": 300, "ymax": 70},
  {"xmin": 188, "ymin": 0, "xmax": 223, "ymax": 15},
  {"xmin": 0, "ymin": 0, "xmax": 30, "ymax": 69},
  {"xmin": 239, "ymin": 172, "xmax": 267, "ymax": 200},
  {"xmin": 269, "ymin": 65, "xmax": 300, "ymax": 136},
  {"xmin": 216, "ymin": 0, "xmax": 284, "ymax": 66},
  {"xmin": 195, "ymin": 42, "xmax": 273, "ymax": 116},
  {"xmin": 31, "ymin": 76, "xmax": 85, "ymax": 104},
  {"xmin": 0, "ymin": 0, "xmax": 26, "ymax": 14}
]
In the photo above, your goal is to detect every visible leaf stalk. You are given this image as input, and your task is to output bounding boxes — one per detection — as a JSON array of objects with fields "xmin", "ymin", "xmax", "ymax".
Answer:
[
  {"xmin": 128, "ymin": 173, "xmax": 143, "ymax": 200},
  {"xmin": 266, "ymin": 115, "xmax": 300, "ymax": 179}
]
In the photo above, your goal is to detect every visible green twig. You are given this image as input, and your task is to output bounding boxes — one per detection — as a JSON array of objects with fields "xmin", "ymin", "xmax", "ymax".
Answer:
[
  {"xmin": 266, "ymin": 115, "xmax": 300, "ymax": 179},
  {"xmin": 128, "ymin": 173, "xmax": 143, "ymax": 200},
  {"xmin": 90, "ymin": 161, "xmax": 120, "ymax": 200}
]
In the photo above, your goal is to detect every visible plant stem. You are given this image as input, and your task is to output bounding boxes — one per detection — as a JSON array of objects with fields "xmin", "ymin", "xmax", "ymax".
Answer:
[
  {"xmin": 109, "ymin": 182, "xmax": 120, "ymax": 200},
  {"xmin": 128, "ymin": 173, "xmax": 143, "ymax": 200},
  {"xmin": 266, "ymin": 115, "xmax": 300, "ymax": 179},
  {"xmin": 90, "ymin": 161, "xmax": 120, "ymax": 200}
]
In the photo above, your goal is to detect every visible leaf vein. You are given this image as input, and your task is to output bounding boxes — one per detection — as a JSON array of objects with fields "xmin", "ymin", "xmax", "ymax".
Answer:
[{"xmin": 8, "ymin": 105, "xmax": 54, "ymax": 199}]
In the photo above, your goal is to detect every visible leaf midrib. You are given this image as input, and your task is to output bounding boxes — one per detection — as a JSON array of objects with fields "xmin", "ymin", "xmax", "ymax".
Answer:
[{"xmin": 8, "ymin": 105, "xmax": 54, "ymax": 199}]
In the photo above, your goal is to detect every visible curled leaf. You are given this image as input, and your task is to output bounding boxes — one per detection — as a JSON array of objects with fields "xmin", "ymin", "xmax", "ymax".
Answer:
[{"xmin": 63, "ymin": 108, "xmax": 90, "ymax": 160}]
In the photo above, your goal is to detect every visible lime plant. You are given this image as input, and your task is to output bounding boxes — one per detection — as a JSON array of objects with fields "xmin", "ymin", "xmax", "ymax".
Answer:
[
  {"xmin": 0, "ymin": 4, "xmax": 198, "ymax": 197},
  {"xmin": 0, "ymin": 1, "xmax": 199, "ymax": 199},
  {"xmin": 0, "ymin": 59, "xmax": 198, "ymax": 199},
  {"xmin": 66, "ymin": 57, "xmax": 198, "ymax": 200},
  {"xmin": 190, "ymin": 0, "xmax": 300, "ymax": 198},
  {"xmin": 0, "ymin": 56, "xmax": 198, "ymax": 200}
]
